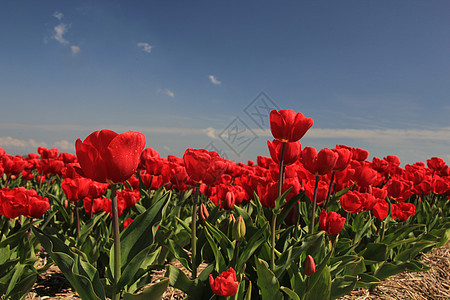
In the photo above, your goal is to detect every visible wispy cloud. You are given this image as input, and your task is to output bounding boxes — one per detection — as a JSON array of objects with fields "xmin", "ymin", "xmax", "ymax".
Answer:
[
  {"xmin": 71, "ymin": 45, "xmax": 80, "ymax": 55},
  {"xmin": 158, "ymin": 88, "xmax": 174, "ymax": 98},
  {"xmin": 0, "ymin": 137, "xmax": 47, "ymax": 149},
  {"xmin": 49, "ymin": 11, "xmax": 80, "ymax": 55},
  {"xmin": 137, "ymin": 42, "xmax": 152, "ymax": 53},
  {"xmin": 204, "ymin": 127, "xmax": 216, "ymax": 139},
  {"xmin": 52, "ymin": 23, "xmax": 69, "ymax": 45},
  {"xmin": 209, "ymin": 75, "xmax": 221, "ymax": 85},
  {"xmin": 53, "ymin": 11, "xmax": 64, "ymax": 20}
]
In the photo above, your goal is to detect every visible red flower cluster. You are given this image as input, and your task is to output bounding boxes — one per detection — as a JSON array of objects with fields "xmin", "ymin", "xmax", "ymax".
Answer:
[{"xmin": 0, "ymin": 187, "xmax": 50, "ymax": 218}]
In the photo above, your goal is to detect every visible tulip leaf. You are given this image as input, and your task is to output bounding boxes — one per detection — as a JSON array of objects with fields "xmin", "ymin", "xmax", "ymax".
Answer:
[
  {"xmin": 117, "ymin": 190, "xmax": 171, "ymax": 273},
  {"xmin": 276, "ymin": 191, "xmax": 303, "ymax": 227},
  {"xmin": 123, "ymin": 278, "xmax": 169, "ymax": 300},
  {"xmin": 236, "ymin": 222, "xmax": 268, "ymax": 272},
  {"xmin": 166, "ymin": 265, "xmax": 205, "ymax": 299},
  {"xmin": 166, "ymin": 239, "xmax": 192, "ymax": 272},
  {"xmin": 355, "ymin": 273, "xmax": 380, "ymax": 289},
  {"xmin": 205, "ymin": 221, "xmax": 234, "ymax": 261},
  {"xmin": 330, "ymin": 275, "xmax": 358, "ymax": 300},
  {"xmin": 360, "ymin": 243, "xmax": 387, "ymax": 264},
  {"xmin": 255, "ymin": 258, "xmax": 283, "ymax": 300},
  {"xmin": 280, "ymin": 286, "xmax": 300, "ymax": 300},
  {"xmin": 33, "ymin": 227, "xmax": 106, "ymax": 300},
  {"xmin": 204, "ymin": 225, "xmax": 226, "ymax": 272},
  {"xmin": 374, "ymin": 260, "xmax": 430, "ymax": 281},
  {"xmin": 273, "ymin": 187, "xmax": 292, "ymax": 214},
  {"xmin": 304, "ymin": 265, "xmax": 331, "ymax": 300},
  {"xmin": 393, "ymin": 241, "xmax": 436, "ymax": 262}
]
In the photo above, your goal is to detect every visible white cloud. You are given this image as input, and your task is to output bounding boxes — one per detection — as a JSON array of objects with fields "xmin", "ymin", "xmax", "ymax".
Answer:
[
  {"xmin": 71, "ymin": 45, "xmax": 80, "ymax": 55},
  {"xmin": 53, "ymin": 11, "xmax": 64, "ymax": 20},
  {"xmin": 158, "ymin": 89, "xmax": 175, "ymax": 98},
  {"xmin": 137, "ymin": 42, "xmax": 152, "ymax": 53},
  {"xmin": 52, "ymin": 140, "xmax": 73, "ymax": 150},
  {"xmin": 204, "ymin": 127, "xmax": 216, "ymax": 139},
  {"xmin": 0, "ymin": 137, "xmax": 48, "ymax": 148},
  {"xmin": 52, "ymin": 23, "xmax": 69, "ymax": 45},
  {"xmin": 209, "ymin": 75, "xmax": 221, "ymax": 85}
]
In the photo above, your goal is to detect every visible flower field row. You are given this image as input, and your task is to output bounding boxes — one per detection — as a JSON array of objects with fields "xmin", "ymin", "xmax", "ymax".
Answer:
[{"xmin": 0, "ymin": 109, "xmax": 449, "ymax": 300}]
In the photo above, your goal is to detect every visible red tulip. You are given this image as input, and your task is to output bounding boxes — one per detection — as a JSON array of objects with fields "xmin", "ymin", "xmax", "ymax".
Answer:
[
  {"xmin": 183, "ymin": 149, "xmax": 228, "ymax": 185},
  {"xmin": 303, "ymin": 255, "xmax": 316, "ymax": 276},
  {"xmin": 61, "ymin": 177, "xmax": 92, "ymax": 202},
  {"xmin": 270, "ymin": 109, "xmax": 313, "ymax": 142},
  {"xmin": 340, "ymin": 190, "xmax": 363, "ymax": 214},
  {"xmin": 372, "ymin": 200, "xmax": 389, "ymax": 220},
  {"xmin": 267, "ymin": 139, "xmax": 301, "ymax": 166},
  {"xmin": 301, "ymin": 147, "xmax": 338, "ymax": 176},
  {"xmin": 318, "ymin": 209, "xmax": 346, "ymax": 235},
  {"xmin": 75, "ymin": 129, "xmax": 146, "ymax": 184},
  {"xmin": 209, "ymin": 268, "xmax": 239, "ymax": 297}
]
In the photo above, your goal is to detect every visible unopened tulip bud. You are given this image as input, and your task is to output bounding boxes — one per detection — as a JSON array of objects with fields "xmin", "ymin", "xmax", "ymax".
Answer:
[
  {"xmin": 232, "ymin": 215, "xmax": 246, "ymax": 241},
  {"xmin": 64, "ymin": 199, "xmax": 69, "ymax": 209},
  {"xmin": 223, "ymin": 191, "xmax": 235, "ymax": 210},
  {"xmin": 198, "ymin": 203, "xmax": 209, "ymax": 226},
  {"xmin": 303, "ymin": 255, "xmax": 316, "ymax": 277}
]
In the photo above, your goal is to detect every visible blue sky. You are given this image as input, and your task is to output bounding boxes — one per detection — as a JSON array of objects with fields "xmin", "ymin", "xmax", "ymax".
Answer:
[{"xmin": 0, "ymin": 0, "xmax": 449, "ymax": 165}]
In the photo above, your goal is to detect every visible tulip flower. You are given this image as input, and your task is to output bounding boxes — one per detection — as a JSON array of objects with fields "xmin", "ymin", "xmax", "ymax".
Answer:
[
  {"xmin": 319, "ymin": 209, "xmax": 346, "ymax": 235},
  {"xmin": 267, "ymin": 139, "xmax": 301, "ymax": 166},
  {"xmin": 75, "ymin": 129, "xmax": 146, "ymax": 184},
  {"xmin": 301, "ymin": 147, "xmax": 338, "ymax": 177},
  {"xmin": 183, "ymin": 148, "xmax": 228, "ymax": 186},
  {"xmin": 270, "ymin": 109, "xmax": 313, "ymax": 142},
  {"xmin": 209, "ymin": 268, "xmax": 239, "ymax": 297},
  {"xmin": 303, "ymin": 255, "xmax": 316, "ymax": 276}
]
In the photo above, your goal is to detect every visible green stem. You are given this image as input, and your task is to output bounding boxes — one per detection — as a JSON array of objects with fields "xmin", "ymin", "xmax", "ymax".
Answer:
[
  {"xmin": 75, "ymin": 200, "xmax": 81, "ymax": 239},
  {"xmin": 110, "ymin": 184, "xmax": 121, "ymax": 300},
  {"xmin": 271, "ymin": 141, "xmax": 286, "ymax": 271},
  {"xmin": 323, "ymin": 171, "xmax": 335, "ymax": 209},
  {"xmin": 191, "ymin": 182, "xmax": 200, "ymax": 279},
  {"xmin": 309, "ymin": 175, "xmax": 320, "ymax": 235}
]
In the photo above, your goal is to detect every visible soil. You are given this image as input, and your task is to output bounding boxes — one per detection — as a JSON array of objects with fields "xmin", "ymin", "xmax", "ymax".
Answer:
[{"xmin": 24, "ymin": 244, "xmax": 449, "ymax": 300}]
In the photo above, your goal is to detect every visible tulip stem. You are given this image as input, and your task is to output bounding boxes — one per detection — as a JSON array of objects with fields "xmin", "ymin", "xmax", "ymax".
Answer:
[
  {"xmin": 75, "ymin": 201, "xmax": 81, "ymax": 239},
  {"xmin": 323, "ymin": 171, "xmax": 336, "ymax": 209},
  {"xmin": 271, "ymin": 141, "xmax": 286, "ymax": 271},
  {"xmin": 310, "ymin": 175, "xmax": 320, "ymax": 234},
  {"xmin": 191, "ymin": 182, "xmax": 200, "ymax": 279},
  {"xmin": 110, "ymin": 184, "xmax": 121, "ymax": 300}
]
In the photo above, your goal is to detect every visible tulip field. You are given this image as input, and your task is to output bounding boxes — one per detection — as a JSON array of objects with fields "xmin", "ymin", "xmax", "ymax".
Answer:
[{"xmin": 0, "ymin": 109, "xmax": 449, "ymax": 300}]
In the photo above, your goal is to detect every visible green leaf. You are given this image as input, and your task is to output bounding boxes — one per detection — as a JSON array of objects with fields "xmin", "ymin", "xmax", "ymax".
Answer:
[
  {"xmin": 394, "ymin": 241, "xmax": 436, "ymax": 262},
  {"xmin": 360, "ymin": 243, "xmax": 387, "ymax": 264},
  {"xmin": 304, "ymin": 265, "xmax": 331, "ymax": 300},
  {"xmin": 280, "ymin": 286, "xmax": 300, "ymax": 300},
  {"xmin": 116, "ymin": 191, "xmax": 171, "ymax": 274},
  {"xmin": 374, "ymin": 261, "xmax": 430, "ymax": 281},
  {"xmin": 355, "ymin": 273, "xmax": 380, "ymax": 289},
  {"xmin": 273, "ymin": 187, "xmax": 293, "ymax": 214},
  {"xmin": 204, "ymin": 225, "xmax": 226, "ymax": 272},
  {"xmin": 330, "ymin": 275, "xmax": 357, "ymax": 300},
  {"xmin": 33, "ymin": 227, "xmax": 106, "ymax": 300},
  {"xmin": 4, "ymin": 263, "xmax": 25, "ymax": 299},
  {"xmin": 205, "ymin": 221, "xmax": 234, "ymax": 261},
  {"xmin": 276, "ymin": 192, "xmax": 303, "ymax": 228},
  {"xmin": 123, "ymin": 278, "xmax": 169, "ymax": 300},
  {"xmin": 255, "ymin": 258, "xmax": 283, "ymax": 300},
  {"xmin": 236, "ymin": 222, "xmax": 268, "ymax": 272},
  {"xmin": 165, "ymin": 265, "xmax": 205, "ymax": 300}
]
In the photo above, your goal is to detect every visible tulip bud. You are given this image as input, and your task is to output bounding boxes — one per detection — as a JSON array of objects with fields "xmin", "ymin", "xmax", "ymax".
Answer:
[
  {"xmin": 198, "ymin": 203, "xmax": 209, "ymax": 226},
  {"xmin": 222, "ymin": 191, "xmax": 235, "ymax": 210},
  {"xmin": 232, "ymin": 215, "xmax": 246, "ymax": 241},
  {"xmin": 303, "ymin": 255, "xmax": 316, "ymax": 276},
  {"xmin": 63, "ymin": 199, "xmax": 69, "ymax": 209}
]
